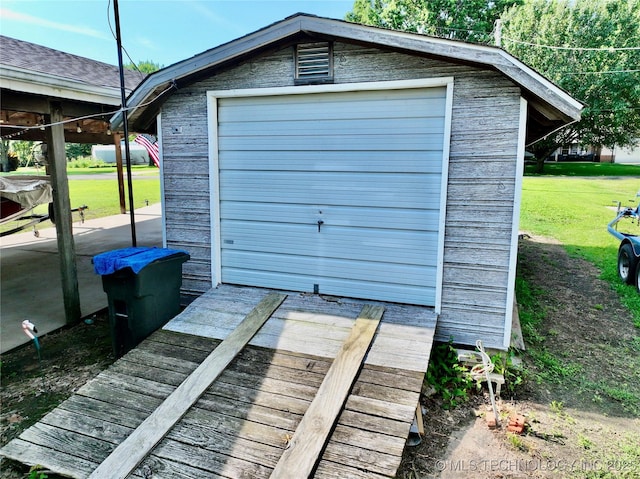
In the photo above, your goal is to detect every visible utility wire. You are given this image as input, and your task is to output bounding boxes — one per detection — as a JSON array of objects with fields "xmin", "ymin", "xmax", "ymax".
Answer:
[
  {"xmin": 561, "ymin": 69, "xmax": 640, "ymax": 75},
  {"xmin": 502, "ymin": 36, "xmax": 640, "ymax": 51},
  {"xmin": 106, "ymin": 0, "xmax": 142, "ymax": 74}
]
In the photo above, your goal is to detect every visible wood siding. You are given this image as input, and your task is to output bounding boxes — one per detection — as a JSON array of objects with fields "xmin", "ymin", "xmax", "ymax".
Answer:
[{"xmin": 160, "ymin": 41, "xmax": 522, "ymax": 349}]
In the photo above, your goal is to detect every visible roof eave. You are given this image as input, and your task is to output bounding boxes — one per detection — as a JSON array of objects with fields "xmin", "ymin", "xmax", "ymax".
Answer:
[
  {"xmin": 113, "ymin": 14, "xmax": 582, "ymax": 131},
  {"xmin": 1, "ymin": 64, "xmax": 126, "ymax": 106}
]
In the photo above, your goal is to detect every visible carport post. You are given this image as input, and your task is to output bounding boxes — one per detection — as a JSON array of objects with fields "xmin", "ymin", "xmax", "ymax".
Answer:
[
  {"xmin": 113, "ymin": 132, "xmax": 127, "ymax": 214},
  {"xmin": 46, "ymin": 101, "xmax": 81, "ymax": 324}
]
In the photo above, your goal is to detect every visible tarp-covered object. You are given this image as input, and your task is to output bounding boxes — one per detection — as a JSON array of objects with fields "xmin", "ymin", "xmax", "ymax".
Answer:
[
  {"xmin": 93, "ymin": 247, "xmax": 190, "ymax": 275},
  {"xmin": 0, "ymin": 175, "xmax": 53, "ymax": 223},
  {"xmin": 0, "ymin": 175, "xmax": 53, "ymax": 209}
]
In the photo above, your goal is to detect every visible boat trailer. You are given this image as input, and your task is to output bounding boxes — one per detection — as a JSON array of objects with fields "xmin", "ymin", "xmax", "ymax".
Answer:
[
  {"xmin": 608, "ymin": 191, "xmax": 640, "ymax": 293},
  {"xmin": 0, "ymin": 175, "xmax": 87, "ymax": 237}
]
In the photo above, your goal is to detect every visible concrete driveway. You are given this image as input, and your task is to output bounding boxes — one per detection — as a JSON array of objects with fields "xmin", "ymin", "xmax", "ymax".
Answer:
[{"xmin": 0, "ymin": 204, "xmax": 162, "ymax": 353}]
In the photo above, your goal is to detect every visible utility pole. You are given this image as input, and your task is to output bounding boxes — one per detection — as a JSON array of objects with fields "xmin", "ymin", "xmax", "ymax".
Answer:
[{"xmin": 113, "ymin": 0, "xmax": 137, "ymax": 246}]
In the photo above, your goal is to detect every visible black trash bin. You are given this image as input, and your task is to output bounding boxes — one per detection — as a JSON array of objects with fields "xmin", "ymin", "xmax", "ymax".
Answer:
[{"xmin": 93, "ymin": 247, "xmax": 190, "ymax": 356}]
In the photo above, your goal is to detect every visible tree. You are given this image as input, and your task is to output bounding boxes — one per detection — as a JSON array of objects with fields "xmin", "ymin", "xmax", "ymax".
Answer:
[
  {"xmin": 500, "ymin": 0, "xmax": 640, "ymax": 171},
  {"xmin": 124, "ymin": 60, "xmax": 162, "ymax": 74},
  {"xmin": 0, "ymin": 138, "xmax": 9, "ymax": 172},
  {"xmin": 10, "ymin": 140, "xmax": 35, "ymax": 166},
  {"xmin": 65, "ymin": 143, "xmax": 92, "ymax": 160},
  {"xmin": 346, "ymin": 0, "xmax": 522, "ymax": 43}
]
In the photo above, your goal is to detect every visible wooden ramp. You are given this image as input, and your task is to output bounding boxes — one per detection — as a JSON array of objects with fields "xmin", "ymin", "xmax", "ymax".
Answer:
[{"xmin": 1, "ymin": 285, "xmax": 437, "ymax": 478}]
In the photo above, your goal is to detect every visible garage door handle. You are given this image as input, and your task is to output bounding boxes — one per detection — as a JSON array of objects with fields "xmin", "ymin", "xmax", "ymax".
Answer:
[{"xmin": 317, "ymin": 220, "xmax": 324, "ymax": 232}]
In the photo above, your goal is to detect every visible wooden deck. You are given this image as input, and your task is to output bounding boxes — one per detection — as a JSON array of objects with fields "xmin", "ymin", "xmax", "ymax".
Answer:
[{"xmin": 1, "ymin": 285, "xmax": 437, "ymax": 478}]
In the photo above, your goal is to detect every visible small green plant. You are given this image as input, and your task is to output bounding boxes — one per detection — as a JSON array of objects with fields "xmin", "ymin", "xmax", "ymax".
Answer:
[
  {"xmin": 550, "ymin": 400, "xmax": 564, "ymax": 414},
  {"xmin": 28, "ymin": 465, "xmax": 48, "ymax": 479},
  {"xmin": 490, "ymin": 349, "xmax": 526, "ymax": 395},
  {"xmin": 425, "ymin": 340, "xmax": 474, "ymax": 409},
  {"xmin": 507, "ymin": 432, "xmax": 529, "ymax": 452},
  {"xmin": 577, "ymin": 434, "xmax": 593, "ymax": 450}
]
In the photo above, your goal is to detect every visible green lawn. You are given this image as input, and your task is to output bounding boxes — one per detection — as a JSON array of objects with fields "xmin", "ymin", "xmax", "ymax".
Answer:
[
  {"xmin": 65, "ymin": 176, "xmax": 160, "ymax": 220},
  {"xmin": 5, "ymin": 165, "xmax": 159, "ymax": 176},
  {"xmin": 520, "ymin": 175, "xmax": 640, "ymax": 325},
  {"xmin": 525, "ymin": 161, "xmax": 639, "ymax": 177},
  {"xmin": 1, "ymin": 168, "xmax": 160, "ymax": 233}
]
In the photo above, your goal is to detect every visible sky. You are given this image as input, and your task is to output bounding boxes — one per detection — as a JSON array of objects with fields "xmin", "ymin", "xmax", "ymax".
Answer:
[{"xmin": 0, "ymin": 0, "xmax": 355, "ymax": 68}]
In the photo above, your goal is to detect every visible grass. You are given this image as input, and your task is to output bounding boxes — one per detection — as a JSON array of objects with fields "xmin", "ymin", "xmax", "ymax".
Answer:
[
  {"xmin": 520, "ymin": 175, "xmax": 640, "ymax": 326},
  {"xmin": 518, "ymin": 163, "xmax": 640, "ymax": 417},
  {"xmin": 5, "ymin": 165, "xmax": 159, "ymax": 176},
  {"xmin": 0, "ymin": 166, "xmax": 160, "ymax": 232},
  {"xmin": 525, "ymin": 161, "xmax": 640, "ymax": 177},
  {"xmin": 64, "ymin": 176, "xmax": 160, "ymax": 221}
]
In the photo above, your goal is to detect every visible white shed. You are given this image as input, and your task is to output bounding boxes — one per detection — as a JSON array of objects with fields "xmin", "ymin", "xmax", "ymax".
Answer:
[{"xmin": 113, "ymin": 14, "xmax": 582, "ymax": 349}]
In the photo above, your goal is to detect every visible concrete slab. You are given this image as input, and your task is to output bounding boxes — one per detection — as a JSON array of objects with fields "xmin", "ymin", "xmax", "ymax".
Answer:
[{"xmin": 1, "ymin": 204, "xmax": 162, "ymax": 353}]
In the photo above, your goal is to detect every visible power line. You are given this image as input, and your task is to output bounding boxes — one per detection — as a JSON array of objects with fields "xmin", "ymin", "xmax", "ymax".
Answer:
[
  {"xmin": 502, "ymin": 36, "xmax": 640, "ymax": 51},
  {"xmin": 106, "ymin": 0, "xmax": 142, "ymax": 74},
  {"xmin": 559, "ymin": 69, "xmax": 640, "ymax": 75}
]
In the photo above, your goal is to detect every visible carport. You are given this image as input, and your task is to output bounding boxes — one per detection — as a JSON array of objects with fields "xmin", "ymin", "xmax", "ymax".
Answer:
[{"xmin": 0, "ymin": 35, "xmax": 145, "ymax": 333}]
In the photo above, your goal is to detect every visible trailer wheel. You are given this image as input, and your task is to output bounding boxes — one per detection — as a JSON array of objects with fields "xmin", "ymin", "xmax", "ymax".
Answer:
[
  {"xmin": 48, "ymin": 202, "xmax": 55, "ymax": 225},
  {"xmin": 618, "ymin": 243, "xmax": 637, "ymax": 285}
]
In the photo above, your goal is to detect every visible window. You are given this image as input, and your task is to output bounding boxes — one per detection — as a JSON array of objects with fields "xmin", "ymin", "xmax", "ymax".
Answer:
[{"xmin": 295, "ymin": 42, "xmax": 333, "ymax": 84}]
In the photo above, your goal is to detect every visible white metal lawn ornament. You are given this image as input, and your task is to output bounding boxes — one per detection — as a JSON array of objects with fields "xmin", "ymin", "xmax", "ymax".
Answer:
[{"xmin": 22, "ymin": 319, "xmax": 42, "ymax": 360}]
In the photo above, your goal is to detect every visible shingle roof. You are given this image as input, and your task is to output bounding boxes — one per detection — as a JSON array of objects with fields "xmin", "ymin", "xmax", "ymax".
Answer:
[{"xmin": 0, "ymin": 35, "xmax": 145, "ymax": 92}]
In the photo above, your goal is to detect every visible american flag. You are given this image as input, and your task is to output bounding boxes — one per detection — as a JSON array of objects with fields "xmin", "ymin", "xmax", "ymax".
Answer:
[{"xmin": 134, "ymin": 134, "xmax": 160, "ymax": 167}]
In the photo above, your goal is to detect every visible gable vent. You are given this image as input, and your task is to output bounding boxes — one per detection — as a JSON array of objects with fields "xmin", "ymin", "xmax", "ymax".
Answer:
[{"xmin": 295, "ymin": 42, "xmax": 333, "ymax": 84}]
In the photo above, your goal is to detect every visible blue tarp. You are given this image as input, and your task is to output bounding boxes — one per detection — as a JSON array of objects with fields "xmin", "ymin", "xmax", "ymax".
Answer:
[{"xmin": 93, "ymin": 247, "xmax": 189, "ymax": 275}]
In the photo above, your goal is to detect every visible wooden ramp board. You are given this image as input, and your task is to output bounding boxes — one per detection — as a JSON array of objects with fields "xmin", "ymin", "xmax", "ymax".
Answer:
[
  {"xmin": 0, "ymin": 287, "xmax": 436, "ymax": 479},
  {"xmin": 88, "ymin": 291, "xmax": 286, "ymax": 479},
  {"xmin": 166, "ymin": 285, "xmax": 437, "ymax": 372},
  {"xmin": 271, "ymin": 304, "xmax": 384, "ymax": 479}
]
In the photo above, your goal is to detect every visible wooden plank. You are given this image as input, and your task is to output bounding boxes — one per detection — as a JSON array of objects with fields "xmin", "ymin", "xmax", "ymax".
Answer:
[
  {"xmin": 151, "ymin": 439, "xmax": 274, "ymax": 479},
  {"xmin": 270, "ymin": 304, "xmax": 384, "ymax": 479},
  {"xmin": 0, "ymin": 439, "xmax": 97, "ymax": 479},
  {"xmin": 135, "ymin": 455, "xmax": 225, "ymax": 479},
  {"xmin": 88, "ymin": 292, "xmax": 286, "ymax": 479},
  {"xmin": 165, "ymin": 286, "xmax": 436, "ymax": 372},
  {"xmin": 314, "ymin": 460, "xmax": 390, "ymax": 479}
]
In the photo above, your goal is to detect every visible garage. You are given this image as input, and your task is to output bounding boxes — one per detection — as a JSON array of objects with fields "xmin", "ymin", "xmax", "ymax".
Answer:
[
  {"xmin": 117, "ymin": 13, "xmax": 582, "ymax": 348},
  {"xmin": 211, "ymin": 84, "xmax": 451, "ymax": 306}
]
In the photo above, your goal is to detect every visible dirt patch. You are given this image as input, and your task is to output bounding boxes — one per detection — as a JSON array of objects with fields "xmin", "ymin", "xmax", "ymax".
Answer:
[
  {"xmin": 1, "ymin": 237, "xmax": 639, "ymax": 478},
  {"xmin": 1, "ymin": 313, "xmax": 114, "ymax": 478},
  {"xmin": 398, "ymin": 235, "xmax": 640, "ymax": 478}
]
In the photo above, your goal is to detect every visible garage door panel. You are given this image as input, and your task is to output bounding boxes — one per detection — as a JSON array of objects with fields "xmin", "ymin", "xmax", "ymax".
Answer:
[
  {"xmin": 221, "ymin": 87, "xmax": 445, "ymax": 107},
  {"xmin": 219, "ymin": 134, "xmax": 445, "ymax": 151},
  {"xmin": 219, "ymin": 150, "xmax": 444, "ymax": 173},
  {"xmin": 219, "ymin": 117, "xmax": 445, "ymax": 137},
  {"xmin": 219, "ymin": 92, "xmax": 446, "ymax": 123},
  {"xmin": 222, "ymin": 268, "xmax": 435, "ymax": 306},
  {"xmin": 220, "ymin": 171, "xmax": 442, "ymax": 208},
  {"xmin": 221, "ymin": 202, "xmax": 440, "ymax": 231},
  {"xmin": 222, "ymin": 250, "xmax": 436, "ymax": 287},
  {"xmin": 216, "ymin": 87, "xmax": 447, "ymax": 306},
  {"xmin": 221, "ymin": 221, "xmax": 438, "ymax": 265}
]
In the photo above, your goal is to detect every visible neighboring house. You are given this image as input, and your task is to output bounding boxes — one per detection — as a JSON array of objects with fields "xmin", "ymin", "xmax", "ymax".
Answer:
[
  {"xmin": 549, "ymin": 142, "xmax": 640, "ymax": 164},
  {"xmin": 603, "ymin": 143, "xmax": 640, "ymax": 164},
  {"xmin": 113, "ymin": 13, "xmax": 581, "ymax": 350},
  {"xmin": 548, "ymin": 144, "xmax": 596, "ymax": 162}
]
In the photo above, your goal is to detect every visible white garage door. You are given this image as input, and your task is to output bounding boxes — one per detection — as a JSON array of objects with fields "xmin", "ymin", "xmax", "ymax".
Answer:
[{"xmin": 215, "ymin": 87, "xmax": 448, "ymax": 306}]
